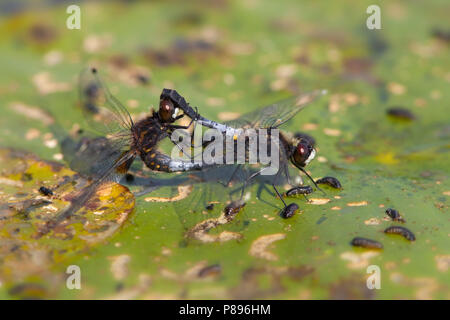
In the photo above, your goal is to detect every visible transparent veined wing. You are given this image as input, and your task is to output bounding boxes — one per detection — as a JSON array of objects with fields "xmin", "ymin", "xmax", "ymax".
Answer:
[
  {"xmin": 75, "ymin": 68, "xmax": 137, "ymax": 179},
  {"xmin": 137, "ymin": 167, "xmax": 250, "ymax": 244},
  {"xmin": 36, "ymin": 149, "xmax": 137, "ymax": 237},
  {"xmin": 166, "ymin": 163, "xmax": 299, "ymax": 243},
  {"xmin": 60, "ymin": 135, "xmax": 133, "ymax": 181},
  {"xmin": 223, "ymin": 89, "xmax": 326, "ymax": 129},
  {"xmin": 78, "ymin": 67, "xmax": 135, "ymax": 140}
]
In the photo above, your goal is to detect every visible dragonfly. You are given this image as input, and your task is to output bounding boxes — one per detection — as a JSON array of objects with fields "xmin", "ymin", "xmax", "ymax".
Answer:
[
  {"xmin": 36, "ymin": 67, "xmax": 204, "ymax": 236},
  {"xmin": 159, "ymin": 88, "xmax": 327, "ymax": 216}
]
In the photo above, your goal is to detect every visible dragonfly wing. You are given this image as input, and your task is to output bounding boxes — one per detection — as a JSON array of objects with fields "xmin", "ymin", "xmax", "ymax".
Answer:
[
  {"xmin": 76, "ymin": 68, "xmax": 136, "ymax": 180},
  {"xmin": 42, "ymin": 150, "xmax": 136, "ymax": 232},
  {"xmin": 224, "ymin": 89, "xmax": 326, "ymax": 129},
  {"xmin": 168, "ymin": 167, "xmax": 249, "ymax": 238},
  {"xmin": 79, "ymin": 67, "xmax": 134, "ymax": 138},
  {"xmin": 60, "ymin": 133, "xmax": 133, "ymax": 182}
]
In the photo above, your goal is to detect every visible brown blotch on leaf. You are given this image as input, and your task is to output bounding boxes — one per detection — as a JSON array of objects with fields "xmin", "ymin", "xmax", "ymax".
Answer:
[
  {"xmin": 329, "ymin": 275, "xmax": 374, "ymax": 300},
  {"xmin": 229, "ymin": 265, "xmax": 314, "ymax": 299},
  {"xmin": 198, "ymin": 264, "xmax": 222, "ymax": 278},
  {"xmin": 28, "ymin": 23, "xmax": 58, "ymax": 45}
]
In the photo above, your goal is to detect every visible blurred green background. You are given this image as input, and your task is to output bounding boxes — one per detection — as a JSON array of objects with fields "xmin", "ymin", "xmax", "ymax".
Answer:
[{"xmin": 0, "ymin": 0, "xmax": 448, "ymax": 299}]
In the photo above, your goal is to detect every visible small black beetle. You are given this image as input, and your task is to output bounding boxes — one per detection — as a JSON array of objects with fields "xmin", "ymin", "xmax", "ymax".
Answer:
[
  {"xmin": 350, "ymin": 237, "xmax": 383, "ymax": 249},
  {"xmin": 286, "ymin": 186, "xmax": 313, "ymax": 197},
  {"xmin": 38, "ymin": 186, "xmax": 53, "ymax": 196},
  {"xmin": 384, "ymin": 226, "xmax": 415, "ymax": 241},
  {"xmin": 280, "ymin": 203, "xmax": 299, "ymax": 219},
  {"xmin": 385, "ymin": 208, "xmax": 405, "ymax": 223},
  {"xmin": 315, "ymin": 176, "xmax": 342, "ymax": 189}
]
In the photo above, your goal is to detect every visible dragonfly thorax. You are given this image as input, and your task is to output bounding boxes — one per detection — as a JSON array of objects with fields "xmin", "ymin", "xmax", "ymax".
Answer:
[{"xmin": 132, "ymin": 115, "xmax": 166, "ymax": 156}]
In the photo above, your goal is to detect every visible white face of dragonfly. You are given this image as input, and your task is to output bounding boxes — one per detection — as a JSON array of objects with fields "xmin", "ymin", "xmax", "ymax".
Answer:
[
  {"xmin": 303, "ymin": 148, "xmax": 316, "ymax": 166},
  {"xmin": 172, "ymin": 107, "xmax": 180, "ymax": 119}
]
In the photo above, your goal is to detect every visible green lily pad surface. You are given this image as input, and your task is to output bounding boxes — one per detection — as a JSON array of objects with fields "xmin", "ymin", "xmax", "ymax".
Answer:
[{"xmin": 0, "ymin": 0, "xmax": 448, "ymax": 299}]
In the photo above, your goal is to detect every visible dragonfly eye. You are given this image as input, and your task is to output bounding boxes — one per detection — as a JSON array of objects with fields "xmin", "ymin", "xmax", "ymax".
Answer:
[
  {"xmin": 293, "ymin": 140, "xmax": 315, "ymax": 167},
  {"xmin": 159, "ymin": 99, "xmax": 175, "ymax": 122}
]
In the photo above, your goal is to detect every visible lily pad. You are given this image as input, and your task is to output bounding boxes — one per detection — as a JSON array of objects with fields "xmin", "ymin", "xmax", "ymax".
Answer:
[
  {"xmin": 0, "ymin": 0, "xmax": 448, "ymax": 299},
  {"xmin": 0, "ymin": 149, "xmax": 135, "ymax": 298}
]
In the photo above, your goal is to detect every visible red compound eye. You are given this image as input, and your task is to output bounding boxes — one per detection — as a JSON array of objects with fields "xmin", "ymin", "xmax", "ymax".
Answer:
[
  {"xmin": 297, "ymin": 145, "xmax": 306, "ymax": 155},
  {"xmin": 158, "ymin": 99, "xmax": 174, "ymax": 122},
  {"xmin": 297, "ymin": 141, "xmax": 309, "ymax": 156}
]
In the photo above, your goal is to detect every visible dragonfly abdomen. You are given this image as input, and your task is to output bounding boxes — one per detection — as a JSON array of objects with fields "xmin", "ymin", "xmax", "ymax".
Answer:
[{"xmin": 202, "ymin": 128, "xmax": 291, "ymax": 166}]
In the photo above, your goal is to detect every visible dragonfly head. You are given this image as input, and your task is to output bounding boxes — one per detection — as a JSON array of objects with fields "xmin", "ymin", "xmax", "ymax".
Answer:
[
  {"xmin": 158, "ymin": 98, "xmax": 179, "ymax": 123},
  {"xmin": 292, "ymin": 139, "xmax": 316, "ymax": 168}
]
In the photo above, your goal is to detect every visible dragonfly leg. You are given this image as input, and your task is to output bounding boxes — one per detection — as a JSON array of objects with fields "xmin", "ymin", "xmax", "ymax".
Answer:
[
  {"xmin": 172, "ymin": 114, "xmax": 184, "ymax": 121},
  {"xmin": 270, "ymin": 167, "xmax": 289, "ymax": 208},
  {"xmin": 167, "ymin": 124, "xmax": 191, "ymax": 130},
  {"xmin": 272, "ymin": 184, "xmax": 287, "ymax": 208},
  {"xmin": 299, "ymin": 167, "xmax": 325, "ymax": 195},
  {"xmin": 283, "ymin": 163, "xmax": 293, "ymax": 186}
]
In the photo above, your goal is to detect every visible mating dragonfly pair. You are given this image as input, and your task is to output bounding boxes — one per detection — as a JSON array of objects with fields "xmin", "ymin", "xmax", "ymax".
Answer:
[{"xmin": 44, "ymin": 68, "xmax": 327, "ymax": 235}]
